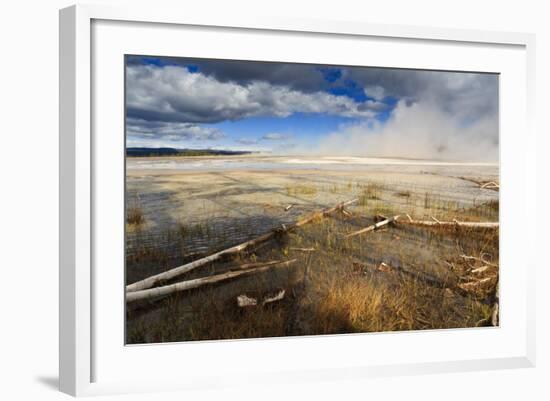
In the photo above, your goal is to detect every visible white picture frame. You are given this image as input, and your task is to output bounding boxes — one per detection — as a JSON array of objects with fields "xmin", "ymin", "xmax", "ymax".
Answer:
[{"xmin": 59, "ymin": 4, "xmax": 536, "ymax": 397}]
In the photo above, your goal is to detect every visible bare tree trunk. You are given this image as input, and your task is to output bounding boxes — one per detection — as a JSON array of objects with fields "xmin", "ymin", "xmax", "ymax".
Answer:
[
  {"xmin": 126, "ymin": 198, "xmax": 358, "ymax": 292},
  {"xmin": 345, "ymin": 215, "xmax": 400, "ymax": 238},
  {"xmin": 398, "ymin": 215, "xmax": 498, "ymax": 229},
  {"xmin": 127, "ymin": 259, "xmax": 297, "ymax": 303}
]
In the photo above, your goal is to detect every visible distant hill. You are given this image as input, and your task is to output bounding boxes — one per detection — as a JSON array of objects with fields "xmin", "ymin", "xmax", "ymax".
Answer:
[{"xmin": 126, "ymin": 147, "xmax": 254, "ymax": 157}]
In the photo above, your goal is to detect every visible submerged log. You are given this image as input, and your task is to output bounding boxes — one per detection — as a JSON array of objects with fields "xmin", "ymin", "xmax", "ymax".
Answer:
[
  {"xmin": 127, "ymin": 259, "xmax": 298, "ymax": 303},
  {"xmin": 345, "ymin": 215, "xmax": 400, "ymax": 238}
]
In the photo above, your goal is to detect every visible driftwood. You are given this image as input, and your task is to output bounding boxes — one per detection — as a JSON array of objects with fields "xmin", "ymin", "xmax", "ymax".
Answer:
[
  {"xmin": 237, "ymin": 294, "xmax": 257, "ymax": 307},
  {"xmin": 237, "ymin": 289, "xmax": 286, "ymax": 308},
  {"xmin": 399, "ymin": 214, "xmax": 499, "ymax": 229},
  {"xmin": 471, "ymin": 265, "xmax": 496, "ymax": 275},
  {"xmin": 127, "ymin": 259, "xmax": 297, "ymax": 303},
  {"xmin": 491, "ymin": 282, "xmax": 499, "ymax": 326},
  {"xmin": 126, "ymin": 198, "xmax": 358, "ymax": 293},
  {"xmin": 457, "ymin": 276, "xmax": 497, "ymax": 291},
  {"xmin": 262, "ymin": 289, "xmax": 285, "ymax": 305},
  {"xmin": 289, "ymin": 247, "xmax": 316, "ymax": 252},
  {"xmin": 481, "ymin": 181, "xmax": 500, "ymax": 190},
  {"xmin": 345, "ymin": 215, "xmax": 400, "ymax": 238},
  {"xmin": 457, "ymin": 176, "xmax": 500, "ymax": 191}
]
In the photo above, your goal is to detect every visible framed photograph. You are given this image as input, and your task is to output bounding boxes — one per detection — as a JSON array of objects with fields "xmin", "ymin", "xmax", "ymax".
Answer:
[{"xmin": 59, "ymin": 4, "xmax": 536, "ymax": 396}]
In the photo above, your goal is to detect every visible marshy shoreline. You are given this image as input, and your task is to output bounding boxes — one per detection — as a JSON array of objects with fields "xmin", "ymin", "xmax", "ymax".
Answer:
[{"xmin": 125, "ymin": 155, "xmax": 499, "ymax": 344}]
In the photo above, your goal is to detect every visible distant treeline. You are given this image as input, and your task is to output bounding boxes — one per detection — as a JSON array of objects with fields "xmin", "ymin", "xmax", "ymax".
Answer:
[{"xmin": 126, "ymin": 147, "xmax": 254, "ymax": 157}]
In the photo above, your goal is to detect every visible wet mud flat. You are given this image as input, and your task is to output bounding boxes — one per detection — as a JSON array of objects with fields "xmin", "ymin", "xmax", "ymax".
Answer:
[{"xmin": 125, "ymin": 157, "xmax": 499, "ymax": 343}]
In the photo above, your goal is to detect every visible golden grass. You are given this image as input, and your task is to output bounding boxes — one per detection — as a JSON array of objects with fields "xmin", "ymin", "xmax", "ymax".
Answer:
[
  {"xmin": 311, "ymin": 273, "xmax": 492, "ymax": 335},
  {"xmin": 126, "ymin": 179, "xmax": 499, "ymax": 343},
  {"xmin": 126, "ymin": 192, "xmax": 145, "ymax": 226},
  {"xmin": 286, "ymin": 184, "xmax": 318, "ymax": 196}
]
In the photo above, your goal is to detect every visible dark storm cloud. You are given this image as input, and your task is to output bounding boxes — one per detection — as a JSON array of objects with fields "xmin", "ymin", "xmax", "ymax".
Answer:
[
  {"xmin": 127, "ymin": 56, "xmax": 497, "ymax": 129},
  {"xmin": 342, "ymin": 67, "xmax": 499, "ymax": 125},
  {"xmin": 127, "ymin": 55, "xmax": 327, "ymax": 92}
]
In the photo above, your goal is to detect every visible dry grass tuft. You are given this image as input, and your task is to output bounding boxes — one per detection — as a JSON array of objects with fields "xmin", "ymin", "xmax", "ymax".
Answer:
[
  {"xmin": 127, "ymin": 193, "xmax": 145, "ymax": 226},
  {"xmin": 286, "ymin": 184, "xmax": 318, "ymax": 196}
]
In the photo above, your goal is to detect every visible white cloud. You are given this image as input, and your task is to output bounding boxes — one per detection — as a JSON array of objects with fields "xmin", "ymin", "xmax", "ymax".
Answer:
[
  {"xmin": 126, "ymin": 65, "xmax": 382, "ymax": 124},
  {"xmin": 126, "ymin": 118, "xmax": 225, "ymax": 141},
  {"xmin": 261, "ymin": 133, "xmax": 292, "ymax": 141},
  {"xmin": 235, "ymin": 138, "xmax": 259, "ymax": 145},
  {"xmin": 365, "ymin": 85, "xmax": 385, "ymax": 100}
]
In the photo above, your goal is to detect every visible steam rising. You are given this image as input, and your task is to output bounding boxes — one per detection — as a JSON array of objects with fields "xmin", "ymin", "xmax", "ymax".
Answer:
[{"xmin": 314, "ymin": 100, "xmax": 498, "ymax": 162}]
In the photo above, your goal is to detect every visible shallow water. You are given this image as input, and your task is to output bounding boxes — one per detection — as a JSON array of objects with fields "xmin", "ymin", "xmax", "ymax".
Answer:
[{"xmin": 125, "ymin": 157, "xmax": 498, "ymax": 275}]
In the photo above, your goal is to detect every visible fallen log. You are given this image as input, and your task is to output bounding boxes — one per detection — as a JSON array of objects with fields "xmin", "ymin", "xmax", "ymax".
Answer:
[
  {"xmin": 126, "ymin": 231, "xmax": 275, "ymax": 292},
  {"xmin": 398, "ymin": 215, "xmax": 499, "ymax": 229},
  {"xmin": 345, "ymin": 215, "xmax": 400, "ymax": 238},
  {"xmin": 127, "ymin": 259, "xmax": 298, "ymax": 303},
  {"xmin": 290, "ymin": 198, "xmax": 358, "ymax": 229},
  {"xmin": 126, "ymin": 198, "xmax": 357, "ymax": 292},
  {"xmin": 457, "ymin": 176, "xmax": 499, "ymax": 191}
]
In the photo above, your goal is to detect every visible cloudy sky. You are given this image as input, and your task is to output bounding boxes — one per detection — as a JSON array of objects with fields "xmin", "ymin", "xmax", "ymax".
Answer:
[{"xmin": 126, "ymin": 55, "xmax": 499, "ymax": 161}]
